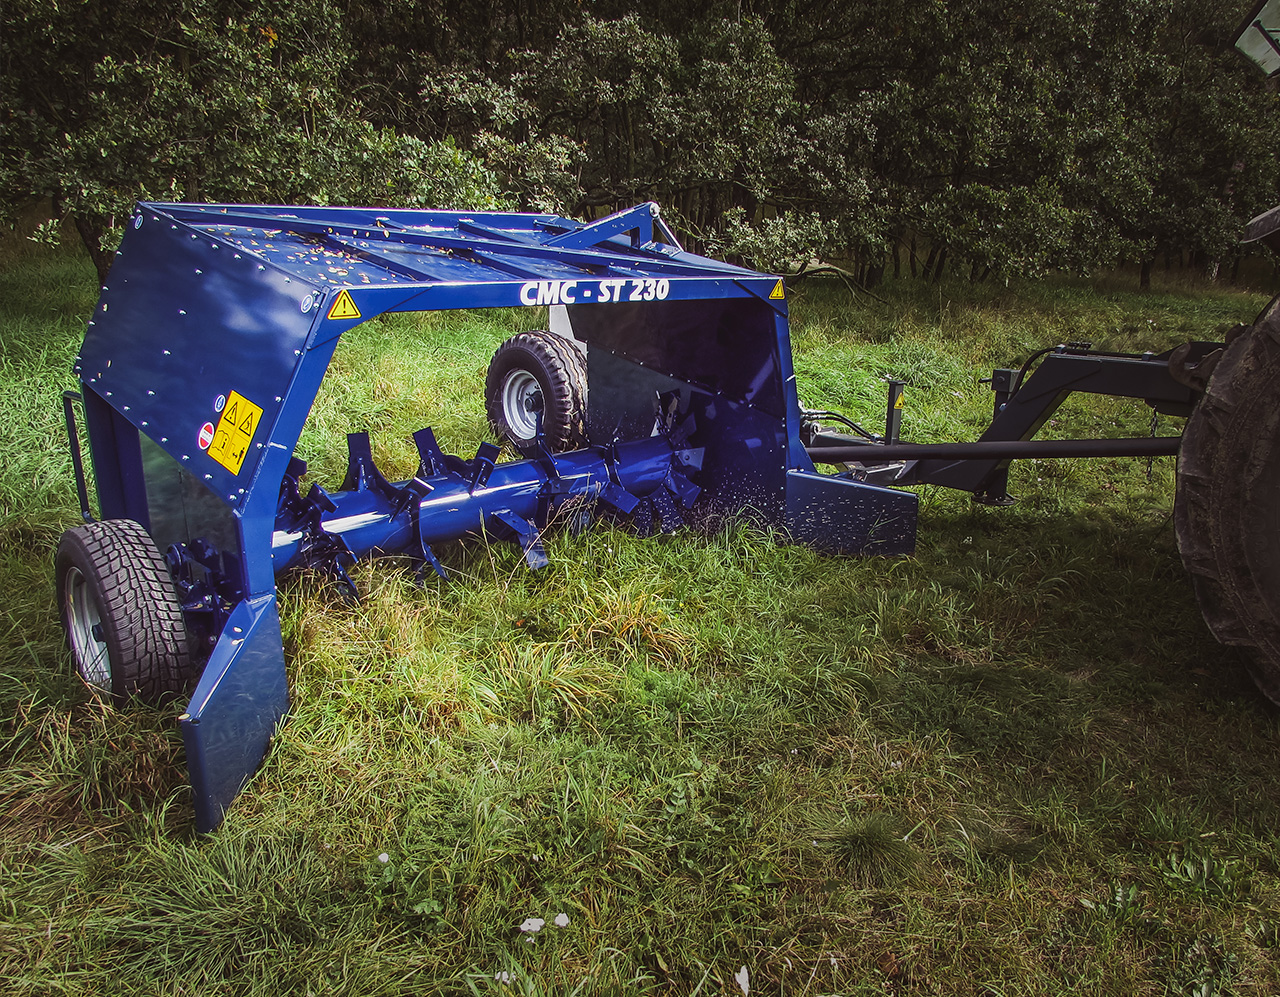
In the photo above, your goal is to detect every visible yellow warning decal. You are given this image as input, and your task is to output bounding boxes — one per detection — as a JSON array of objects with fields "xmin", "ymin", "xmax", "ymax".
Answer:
[
  {"xmin": 769, "ymin": 279, "xmax": 785, "ymax": 300},
  {"xmin": 207, "ymin": 390, "xmax": 264, "ymax": 476},
  {"xmin": 894, "ymin": 392, "xmax": 905, "ymax": 410},
  {"xmin": 327, "ymin": 289, "xmax": 361, "ymax": 320}
]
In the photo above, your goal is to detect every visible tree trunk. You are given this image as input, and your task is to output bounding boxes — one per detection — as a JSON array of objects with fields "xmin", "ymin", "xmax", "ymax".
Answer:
[
  {"xmin": 1140, "ymin": 257, "xmax": 1153, "ymax": 291},
  {"xmin": 74, "ymin": 213, "xmax": 113, "ymax": 287},
  {"xmin": 923, "ymin": 244, "xmax": 939, "ymax": 282},
  {"xmin": 931, "ymin": 247, "xmax": 948, "ymax": 284},
  {"xmin": 909, "ymin": 234, "xmax": 918, "ymax": 279}
]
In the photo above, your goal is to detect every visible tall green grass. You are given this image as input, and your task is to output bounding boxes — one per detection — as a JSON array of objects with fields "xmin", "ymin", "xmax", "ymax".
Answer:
[{"xmin": 3, "ymin": 242, "xmax": 1280, "ymax": 995}]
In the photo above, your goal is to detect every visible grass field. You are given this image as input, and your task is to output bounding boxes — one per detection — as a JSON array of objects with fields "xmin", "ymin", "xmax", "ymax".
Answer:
[{"xmin": 3, "ymin": 240, "xmax": 1280, "ymax": 996}]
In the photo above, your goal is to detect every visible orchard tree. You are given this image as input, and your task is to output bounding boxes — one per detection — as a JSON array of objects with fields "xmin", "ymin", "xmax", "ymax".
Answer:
[{"xmin": 0, "ymin": 0, "xmax": 505, "ymax": 284}]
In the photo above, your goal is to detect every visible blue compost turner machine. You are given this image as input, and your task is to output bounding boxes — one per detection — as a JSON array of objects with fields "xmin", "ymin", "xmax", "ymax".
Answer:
[
  {"xmin": 56, "ymin": 201, "xmax": 917, "ymax": 831},
  {"xmin": 57, "ymin": 197, "xmax": 1280, "ymax": 831}
]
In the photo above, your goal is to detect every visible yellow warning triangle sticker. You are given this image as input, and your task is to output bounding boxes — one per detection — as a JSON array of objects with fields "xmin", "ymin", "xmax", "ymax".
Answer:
[
  {"xmin": 327, "ymin": 289, "xmax": 361, "ymax": 320},
  {"xmin": 769, "ymin": 279, "xmax": 785, "ymax": 300}
]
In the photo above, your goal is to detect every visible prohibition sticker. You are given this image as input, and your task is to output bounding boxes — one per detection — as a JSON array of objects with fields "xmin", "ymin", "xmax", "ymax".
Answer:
[
  {"xmin": 206, "ymin": 390, "xmax": 263, "ymax": 475},
  {"xmin": 327, "ymin": 289, "xmax": 361, "ymax": 320},
  {"xmin": 769, "ymin": 279, "xmax": 785, "ymax": 300},
  {"xmin": 198, "ymin": 422, "xmax": 215, "ymax": 449}
]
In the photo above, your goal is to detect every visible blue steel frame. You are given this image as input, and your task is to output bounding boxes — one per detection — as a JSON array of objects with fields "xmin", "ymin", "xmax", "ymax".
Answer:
[{"xmin": 73, "ymin": 201, "xmax": 917, "ymax": 831}]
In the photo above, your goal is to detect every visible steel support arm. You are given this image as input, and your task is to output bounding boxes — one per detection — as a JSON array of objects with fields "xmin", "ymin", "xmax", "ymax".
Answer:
[{"xmin": 902, "ymin": 348, "xmax": 1197, "ymax": 499}]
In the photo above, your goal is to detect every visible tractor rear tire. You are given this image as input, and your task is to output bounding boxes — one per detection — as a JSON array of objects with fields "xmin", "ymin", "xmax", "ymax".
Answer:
[
  {"xmin": 1175, "ymin": 295, "xmax": 1280, "ymax": 703},
  {"xmin": 485, "ymin": 330, "xmax": 588, "ymax": 456},
  {"xmin": 54, "ymin": 518, "xmax": 191, "ymax": 704}
]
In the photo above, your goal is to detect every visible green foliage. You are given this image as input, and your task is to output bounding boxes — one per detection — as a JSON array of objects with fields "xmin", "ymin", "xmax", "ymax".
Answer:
[
  {"xmin": 5, "ymin": 0, "xmax": 1279, "ymax": 285},
  {"xmin": 358, "ymin": 0, "xmax": 1280, "ymax": 281},
  {"xmin": 0, "ymin": 0, "xmax": 505, "ymax": 283}
]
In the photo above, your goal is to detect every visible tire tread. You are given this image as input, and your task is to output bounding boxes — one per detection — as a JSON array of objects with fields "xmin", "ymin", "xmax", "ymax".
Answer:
[
  {"xmin": 55, "ymin": 519, "xmax": 190, "ymax": 703},
  {"xmin": 1176, "ymin": 299, "xmax": 1280, "ymax": 703},
  {"xmin": 485, "ymin": 330, "xmax": 588, "ymax": 454}
]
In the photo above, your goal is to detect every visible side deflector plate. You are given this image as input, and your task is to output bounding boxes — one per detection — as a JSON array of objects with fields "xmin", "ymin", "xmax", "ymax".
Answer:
[
  {"xmin": 785, "ymin": 469, "xmax": 918, "ymax": 555},
  {"xmin": 181, "ymin": 594, "xmax": 287, "ymax": 832}
]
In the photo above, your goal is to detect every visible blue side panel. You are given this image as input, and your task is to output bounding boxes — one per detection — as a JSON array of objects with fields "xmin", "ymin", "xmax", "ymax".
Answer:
[
  {"xmin": 181, "ymin": 594, "xmax": 287, "ymax": 833},
  {"xmin": 77, "ymin": 208, "xmax": 324, "ymax": 509},
  {"xmin": 785, "ymin": 469, "xmax": 918, "ymax": 555},
  {"xmin": 82, "ymin": 385, "xmax": 149, "ymax": 526}
]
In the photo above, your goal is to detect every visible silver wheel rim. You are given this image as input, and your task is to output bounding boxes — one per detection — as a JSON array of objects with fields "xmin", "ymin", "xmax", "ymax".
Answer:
[
  {"xmin": 502, "ymin": 370, "xmax": 543, "ymax": 440},
  {"xmin": 65, "ymin": 565, "xmax": 111, "ymax": 693}
]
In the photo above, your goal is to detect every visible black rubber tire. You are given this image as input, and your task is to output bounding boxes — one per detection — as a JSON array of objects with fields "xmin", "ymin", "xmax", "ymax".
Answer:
[
  {"xmin": 54, "ymin": 518, "xmax": 191, "ymax": 704},
  {"xmin": 1175, "ymin": 294, "xmax": 1280, "ymax": 703},
  {"xmin": 485, "ymin": 330, "xmax": 588, "ymax": 456}
]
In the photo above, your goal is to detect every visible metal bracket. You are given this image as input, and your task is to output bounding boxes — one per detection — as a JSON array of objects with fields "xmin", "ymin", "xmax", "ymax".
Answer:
[
  {"xmin": 491, "ymin": 510, "xmax": 549, "ymax": 569},
  {"xmin": 61, "ymin": 391, "xmax": 95, "ymax": 523},
  {"xmin": 469, "ymin": 442, "xmax": 500, "ymax": 492}
]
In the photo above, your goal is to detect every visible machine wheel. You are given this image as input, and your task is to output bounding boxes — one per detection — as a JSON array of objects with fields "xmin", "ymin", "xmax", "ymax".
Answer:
[
  {"xmin": 54, "ymin": 518, "xmax": 190, "ymax": 704},
  {"xmin": 1175, "ymin": 294, "xmax": 1280, "ymax": 703},
  {"xmin": 485, "ymin": 330, "xmax": 588, "ymax": 456}
]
